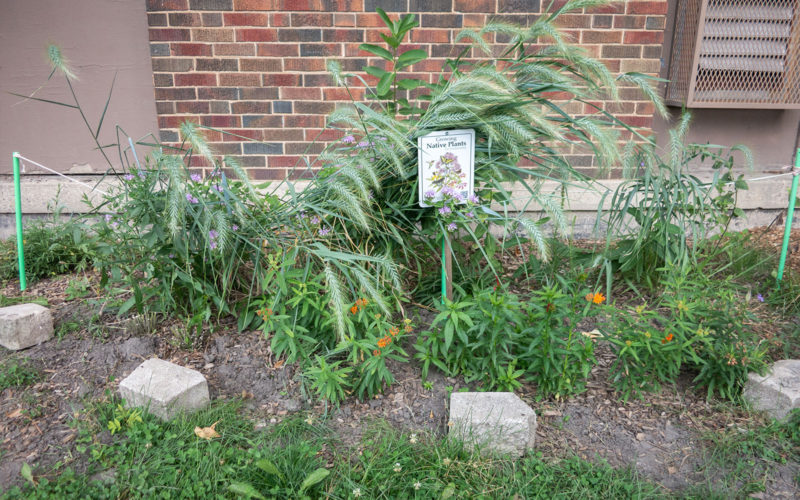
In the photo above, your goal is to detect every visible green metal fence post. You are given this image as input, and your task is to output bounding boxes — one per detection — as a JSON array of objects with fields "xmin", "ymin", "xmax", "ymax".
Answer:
[
  {"xmin": 12, "ymin": 153, "xmax": 27, "ymax": 291},
  {"xmin": 777, "ymin": 147, "xmax": 800, "ymax": 286}
]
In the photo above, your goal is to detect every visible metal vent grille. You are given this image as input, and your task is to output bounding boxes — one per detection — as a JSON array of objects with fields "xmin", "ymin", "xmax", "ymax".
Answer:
[{"xmin": 666, "ymin": 0, "xmax": 800, "ymax": 109}]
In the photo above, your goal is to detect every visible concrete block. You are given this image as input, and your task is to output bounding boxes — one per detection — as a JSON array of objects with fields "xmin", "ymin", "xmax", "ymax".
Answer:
[
  {"xmin": 449, "ymin": 392, "xmax": 537, "ymax": 457},
  {"xmin": 0, "ymin": 303, "xmax": 53, "ymax": 350},
  {"xmin": 744, "ymin": 360, "xmax": 800, "ymax": 420},
  {"xmin": 119, "ymin": 358, "xmax": 210, "ymax": 420}
]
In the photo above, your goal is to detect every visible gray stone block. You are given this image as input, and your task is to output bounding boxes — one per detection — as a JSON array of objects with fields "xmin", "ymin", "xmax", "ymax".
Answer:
[
  {"xmin": 0, "ymin": 303, "xmax": 53, "ymax": 350},
  {"xmin": 119, "ymin": 358, "xmax": 210, "ymax": 420},
  {"xmin": 449, "ymin": 392, "xmax": 537, "ymax": 457},
  {"xmin": 744, "ymin": 360, "xmax": 800, "ymax": 420}
]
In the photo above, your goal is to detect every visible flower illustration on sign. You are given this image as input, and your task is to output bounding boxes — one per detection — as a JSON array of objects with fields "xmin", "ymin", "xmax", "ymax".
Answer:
[{"xmin": 427, "ymin": 152, "xmax": 466, "ymax": 194}]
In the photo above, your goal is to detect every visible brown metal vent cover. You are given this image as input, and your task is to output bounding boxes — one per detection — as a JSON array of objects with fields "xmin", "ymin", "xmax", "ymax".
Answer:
[{"xmin": 666, "ymin": 0, "xmax": 800, "ymax": 109}]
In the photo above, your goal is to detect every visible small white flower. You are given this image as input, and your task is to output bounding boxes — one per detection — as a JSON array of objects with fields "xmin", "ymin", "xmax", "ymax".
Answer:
[
  {"xmin": 413, "ymin": 481, "xmax": 422, "ymax": 490},
  {"xmin": 442, "ymin": 458, "xmax": 451, "ymax": 466},
  {"xmin": 409, "ymin": 433, "xmax": 418, "ymax": 444},
  {"xmin": 393, "ymin": 462, "xmax": 402, "ymax": 472},
  {"xmin": 304, "ymin": 416, "xmax": 314, "ymax": 425},
  {"xmin": 352, "ymin": 488, "xmax": 362, "ymax": 497}
]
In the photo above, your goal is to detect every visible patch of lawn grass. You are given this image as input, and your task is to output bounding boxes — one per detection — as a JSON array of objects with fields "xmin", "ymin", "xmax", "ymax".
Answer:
[
  {"xmin": 2, "ymin": 402, "xmax": 667, "ymax": 499},
  {"xmin": 690, "ymin": 409, "xmax": 800, "ymax": 497}
]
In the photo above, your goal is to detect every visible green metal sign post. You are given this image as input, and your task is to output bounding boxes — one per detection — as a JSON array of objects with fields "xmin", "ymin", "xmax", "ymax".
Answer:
[
  {"xmin": 12, "ymin": 152, "xmax": 27, "ymax": 291},
  {"xmin": 777, "ymin": 147, "xmax": 800, "ymax": 287}
]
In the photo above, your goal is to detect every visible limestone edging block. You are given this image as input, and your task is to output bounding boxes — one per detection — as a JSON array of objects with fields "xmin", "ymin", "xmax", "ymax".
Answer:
[
  {"xmin": 119, "ymin": 358, "xmax": 210, "ymax": 420},
  {"xmin": 449, "ymin": 392, "xmax": 537, "ymax": 458},
  {"xmin": 0, "ymin": 303, "xmax": 53, "ymax": 351},
  {"xmin": 744, "ymin": 359, "xmax": 800, "ymax": 420}
]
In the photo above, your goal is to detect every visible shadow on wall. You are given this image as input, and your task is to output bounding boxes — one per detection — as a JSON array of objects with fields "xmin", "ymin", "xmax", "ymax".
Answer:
[{"xmin": 653, "ymin": 108, "xmax": 800, "ymax": 171}]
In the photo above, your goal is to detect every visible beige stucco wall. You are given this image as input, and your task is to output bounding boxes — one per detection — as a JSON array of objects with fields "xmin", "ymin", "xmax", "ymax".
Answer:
[{"xmin": 0, "ymin": 0, "xmax": 158, "ymax": 177}]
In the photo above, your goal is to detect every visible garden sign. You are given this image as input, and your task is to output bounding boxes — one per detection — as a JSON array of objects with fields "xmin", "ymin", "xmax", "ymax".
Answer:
[
  {"xmin": 417, "ymin": 129, "xmax": 475, "ymax": 207},
  {"xmin": 417, "ymin": 129, "xmax": 475, "ymax": 301}
]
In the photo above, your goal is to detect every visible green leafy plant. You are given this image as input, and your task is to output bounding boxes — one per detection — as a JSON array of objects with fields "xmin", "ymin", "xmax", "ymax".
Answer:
[
  {"xmin": 0, "ymin": 198, "xmax": 94, "ymax": 283},
  {"xmin": 106, "ymin": 404, "xmax": 143, "ymax": 435},
  {"xmin": 416, "ymin": 283, "xmax": 600, "ymax": 396},
  {"xmin": 599, "ymin": 113, "xmax": 751, "ymax": 290},
  {"xmin": 0, "ymin": 357, "xmax": 42, "ymax": 390},
  {"xmin": 604, "ymin": 270, "xmax": 768, "ymax": 400},
  {"xmin": 519, "ymin": 283, "xmax": 599, "ymax": 399}
]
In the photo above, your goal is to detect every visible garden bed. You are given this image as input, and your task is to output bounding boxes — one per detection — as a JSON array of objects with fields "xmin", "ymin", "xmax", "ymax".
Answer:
[{"xmin": 2, "ymin": 225, "xmax": 799, "ymax": 498}]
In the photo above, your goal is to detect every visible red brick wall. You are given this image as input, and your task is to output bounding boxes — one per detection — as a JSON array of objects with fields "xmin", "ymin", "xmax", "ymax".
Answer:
[{"xmin": 146, "ymin": 0, "xmax": 668, "ymax": 179}]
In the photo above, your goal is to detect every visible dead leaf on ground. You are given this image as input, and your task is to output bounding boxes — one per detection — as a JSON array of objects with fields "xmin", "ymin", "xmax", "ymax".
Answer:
[{"xmin": 194, "ymin": 421, "xmax": 220, "ymax": 440}]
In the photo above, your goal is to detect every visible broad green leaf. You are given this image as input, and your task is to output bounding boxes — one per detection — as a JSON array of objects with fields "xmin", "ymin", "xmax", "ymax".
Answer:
[
  {"xmin": 396, "ymin": 78, "xmax": 423, "ymax": 90},
  {"xmin": 299, "ymin": 468, "xmax": 330, "ymax": 492},
  {"xmin": 228, "ymin": 482, "xmax": 266, "ymax": 499},
  {"xmin": 375, "ymin": 8, "xmax": 394, "ymax": 31},
  {"xmin": 255, "ymin": 459, "xmax": 282, "ymax": 477},
  {"xmin": 365, "ymin": 66, "xmax": 388, "ymax": 78},
  {"xmin": 396, "ymin": 49, "xmax": 427, "ymax": 69},
  {"xmin": 20, "ymin": 463, "xmax": 34, "ymax": 485},
  {"xmin": 376, "ymin": 72, "xmax": 394, "ymax": 97},
  {"xmin": 359, "ymin": 43, "xmax": 393, "ymax": 61}
]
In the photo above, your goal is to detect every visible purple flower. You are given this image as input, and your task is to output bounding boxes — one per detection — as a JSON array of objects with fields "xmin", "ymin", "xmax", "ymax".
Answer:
[
  {"xmin": 466, "ymin": 211, "xmax": 475, "ymax": 218},
  {"xmin": 209, "ymin": 240, "xmax": 218, "ymax": 250},
  {"xmin": 438, "ymin": 206, "xmax": 451, "ymax": 215},
  {"xmin": 310, "ymin": 216, "xmax": 320, "ymax": 225},
  {"xmin": 756, "ymin": 293, "xmax": 764, "ymax": 302},
  {"xmin": 111, "ymin": 221, "xmax": 119, "ymax": 229},
  {"xmin": 357, "ymin": 141, "xmax": 371, "ymax": 148},
  {"xmin": 232, "ymin": 224, "xmax": 239, "ymax": 231},
  {"xmin": 468, "ymin": 194, "xmax": 480, "ymax": 204},
  {"xmin": 447, "ymin": 222, "xmax": 457, "ymax": 231},
  {"xmin": 169, "ymin": 253, "xmax": 175, "ymax": 259},
  {"xmin": 190, "ymin": 173, "xmax": 202, "ymax": 183},
  {"xmin": 137, "ymin": 170, "xmax": 146, "ymax": 179},
  {"xmin": 441, "ymin": 186, "xmax": 456, "ymax": 198},
  {"xmin": 319, "ymin": 226, "xmax": 330, "ymax": 236},
  {"xmin": 453, "ymin": 193, "xmax": 464, "ymax": 203},
  {"xmin": 209, "ymin": 230, "xmax": 219, "ymax": 239},
  {"xmin": 424, "ymin": 190, "xmax": 436, "ymax": 199},
  {"xmin": 186, "ymin": 193, "xmax": 199, "ymax": 204},
  {"xmin": 104, "ymin": 214, "xmax": 113, "ymax": 222},
  {"xmin": 212, "ymin": 184, "xmax": 223, "ymax": 192},
  {"xmin": 341, "ymin": 135, "xmax": 355, "ymax": 144},
  {"xmin": 123, "ymin": 174, "xmax": 134, "ymax": 181}
]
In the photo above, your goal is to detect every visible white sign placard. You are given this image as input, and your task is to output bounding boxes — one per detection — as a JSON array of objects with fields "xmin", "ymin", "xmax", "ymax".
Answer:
[{"xmin": 417, "ymin": 129, "xmax": 475, "ymax": 207}]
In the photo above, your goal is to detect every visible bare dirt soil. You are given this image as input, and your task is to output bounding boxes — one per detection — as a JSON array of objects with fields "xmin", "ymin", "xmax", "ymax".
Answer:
[{"xmin": 2, "ymin": 226, "xmax": 800, "ymax": 496}]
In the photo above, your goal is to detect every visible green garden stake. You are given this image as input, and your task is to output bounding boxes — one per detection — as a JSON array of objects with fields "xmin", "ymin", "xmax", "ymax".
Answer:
[
  {"xmin": 441, "ymin": 234, "xmax": 452, "ymax": 303},
  {"xmin": 12, "ymin": 153, "xmax": 27, "ymax": 291},
  {"xmin": 777, "ymin": 147, "xmax": 800, "ymax": 287}
]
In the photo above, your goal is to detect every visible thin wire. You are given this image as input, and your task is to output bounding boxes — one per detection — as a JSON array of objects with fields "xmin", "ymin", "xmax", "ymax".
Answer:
[
  {"xmin": 494, "ymin": 170, "xmax": 798, "ymax": 205},
  {"xmin": 12, "ymin": 153, "xmax": 110, "ymax": 196}
]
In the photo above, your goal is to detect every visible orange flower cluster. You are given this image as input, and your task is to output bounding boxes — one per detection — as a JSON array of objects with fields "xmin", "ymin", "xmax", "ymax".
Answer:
[
  {"xmin": 661, "ymin": 333, "xmax": 674, "ymax": 344},
  {"xmin": 585, "ymin": 292, "xmax": 606, "ymax": 304},
  {"xmin": 350, "ymin": 298, "xmax": 369, "ymax": 314},
  {"xmin": 256, "ymin": 308, "xmax": 273, "ymax": 319},
  {"xmin": 377, "ymin": 336, "xmax": 392, "ymax": 348}
]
